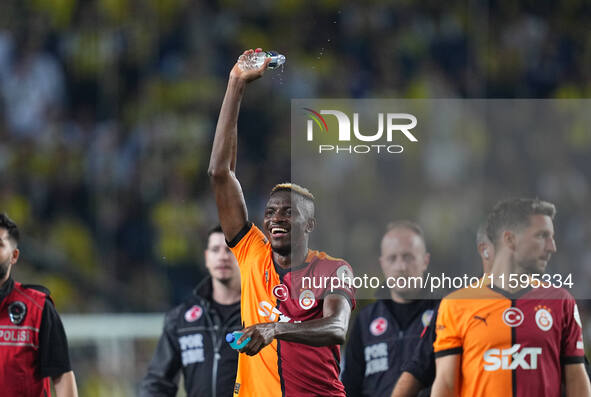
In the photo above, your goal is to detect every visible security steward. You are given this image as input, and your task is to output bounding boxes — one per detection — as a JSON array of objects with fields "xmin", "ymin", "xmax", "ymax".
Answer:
[
  {"xmin": 0, "ymin": 213, "xmax": 77, "ymax": 396},
  {"xmin": 342, "ymin": 221, "xmax": 436, "ymax": 397},
  {"xmin": 140, "ymin": 226, "xmax": 241, "ymax": 397}
]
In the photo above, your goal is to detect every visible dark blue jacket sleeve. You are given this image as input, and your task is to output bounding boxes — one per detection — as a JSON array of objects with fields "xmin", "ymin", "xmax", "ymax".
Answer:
[
  {"xmin": 139, "ymin": 309, "xmax": 182, "ymax": 397},
  {"xmin": 400, "ymin": 304, "xmax": 439, "ymax": 387},
  {"xmin": 342, "ymin": 314, "xmax": 366, "ymax": 397}
]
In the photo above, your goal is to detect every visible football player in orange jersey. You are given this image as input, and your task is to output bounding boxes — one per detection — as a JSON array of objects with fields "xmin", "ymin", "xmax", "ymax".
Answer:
[
  {"xmin": 432, "ymin": 198, "xmax": 591, "ymax": 397},
  {"xmin": 208, "ymin": 49, "xmax": 355, "ymax": 396}
]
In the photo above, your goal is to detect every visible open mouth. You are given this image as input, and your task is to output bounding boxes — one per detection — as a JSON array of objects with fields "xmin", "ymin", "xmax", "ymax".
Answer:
[{"xmin": 271, "ymin": 227, "xmax": 289, "ymax": 237}]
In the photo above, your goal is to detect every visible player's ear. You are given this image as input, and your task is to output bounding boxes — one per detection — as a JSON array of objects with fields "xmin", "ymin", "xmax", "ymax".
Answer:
[
  {"xmin": 305, "ymin": 217, "xmax": 316, "ymax": 233},
  {"xmin": 10, "ymin": 247, "xmax": 19, "ymax": 265},
  {"xmin": 478, "ymin": 243, "xmax": 492, "ymax": 262},
  {"xmin": 503, "ymin": 230, "xmax": 516, "ymax": 250}
]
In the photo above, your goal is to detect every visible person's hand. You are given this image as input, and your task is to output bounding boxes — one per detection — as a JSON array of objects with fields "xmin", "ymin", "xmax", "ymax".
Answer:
[
  {"xmin": 237, "ymin": 322, "xmax": 276, "ymax": 356},
  {"xmin": 229, "ymin": 48, "xmax": 271, "ymax": 83}
]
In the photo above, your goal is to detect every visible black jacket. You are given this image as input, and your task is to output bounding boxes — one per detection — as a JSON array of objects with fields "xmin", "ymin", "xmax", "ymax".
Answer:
[
  {"xmin": 399, "ymin": 302, "xmax": 439, "ymax": 390},
  {"xmin": 342, "ymin": 295, "xmax": 437, "ymax": 397},
  {"xmin": 140, "ymin": 277, "xmax": 241, "ymax": 397}
]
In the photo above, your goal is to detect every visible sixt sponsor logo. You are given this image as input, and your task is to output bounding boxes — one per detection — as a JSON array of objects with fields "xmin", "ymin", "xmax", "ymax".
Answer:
[
  {"xmin": 303, "ymin": 108, "xmax": 418, "ymax": 155},
  {"xmin": 258, "ymin": 301, "xmax": 292, "ymax": 322},
  {"xmin": 483, "ymin": 344, "xmax": 542, "ymax": 371}
]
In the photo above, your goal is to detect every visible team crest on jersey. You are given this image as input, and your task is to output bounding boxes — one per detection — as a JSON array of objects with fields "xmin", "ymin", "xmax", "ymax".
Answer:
[
  {"xmin": 502, "ymin": 307, "xmax": 524, "ymax": 327},
  {"xmin": 8, "ymin": 301, "xmax": 26, "ymax": 325},
  {"xmin": 184, "ymin": 305, "xmax": 203, "ymax": 322},
  {"xmin": 534, "ymin": 305, "xmax": 553, "ymax": 331},
  {"xmin": 421, "ymin": 309, "xmax": 434, "ymax": 327},
  {"xmin": 273, "ymin": 284, "xmax": 289, "ymax": 301},
  {"xmin": 370, "ymin": 317, "xmax": 388, "ymax": 336},
  {"xmin": 299, "ymin": 290, "xmax": 316, "ymax": 310}
]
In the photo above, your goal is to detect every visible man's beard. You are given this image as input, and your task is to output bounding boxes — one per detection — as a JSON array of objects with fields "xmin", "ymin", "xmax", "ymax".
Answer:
[
  {"xmin": 0, "ymin": 259, "xmax": 10, "ymax": 281},
  {"xmin": 518, "ymin": 257, "xmax": 547, "ymax": 275},
  {"xmin": 215, "ymin": 275, "xmax": 232, "ymax": 284}
]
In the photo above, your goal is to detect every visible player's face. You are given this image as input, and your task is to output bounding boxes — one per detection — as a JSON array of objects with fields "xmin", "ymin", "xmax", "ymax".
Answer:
[
  {"xmin": 263, "ymin": 191, "xmax": 309, "ymax": 256},
  {"xmin": 379, "ymin": 228, "xmax": 429, "ymax": 297},
  {"xmin": 0, "ymin": 229, "xmax": 18, "ymax": 282},
  {"xmin": 205, "ymin": 232, "xmax": 239, "ymax": 283},
  {"xmin": 513, "ymin": 214, "xmax": 556, "ymax": 274}
]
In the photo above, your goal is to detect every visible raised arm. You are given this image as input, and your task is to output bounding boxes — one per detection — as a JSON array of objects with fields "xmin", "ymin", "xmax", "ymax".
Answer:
[
  {"xmin": 237, "ymin": 294, "xmax": 351, "ymax": 355},
  {"xmin": 208, "ymin": 49, "xmax": 270, "ymax": 242}
]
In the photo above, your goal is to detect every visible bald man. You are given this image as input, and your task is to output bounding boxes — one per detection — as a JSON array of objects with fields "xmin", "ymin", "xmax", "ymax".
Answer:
[{"xmin": 342, "ymin": 221, "xmax": 437, "ymax": 397}]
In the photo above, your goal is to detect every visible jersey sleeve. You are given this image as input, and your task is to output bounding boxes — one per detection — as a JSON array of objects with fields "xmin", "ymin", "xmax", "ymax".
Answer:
[
  {"xmin": 323, "ymin": 261, "xmax": 356, "ymax": 310},
  {"xmin": 561, "ymin": 299, "xmax": 585, "ymax": 364},
  {"xmin": 39, "ymin": 300, "xmax": 72, "ymax": 378},
  {"xmin": 433, "ymin": 298, "xmax": 463, "ymax": 358},
  {"xmin": 228, "ymin": 222, "xmax": 268, "ymax": 271}
]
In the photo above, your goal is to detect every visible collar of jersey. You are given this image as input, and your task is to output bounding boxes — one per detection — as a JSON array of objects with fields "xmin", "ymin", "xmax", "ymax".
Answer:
[
  {"xmin": 273, "ymin": 249, "xmax": 314, "ymax": 277},
  {"xmin": 488, "ymin": 284, "xmax": 533, "ymax": 300}
]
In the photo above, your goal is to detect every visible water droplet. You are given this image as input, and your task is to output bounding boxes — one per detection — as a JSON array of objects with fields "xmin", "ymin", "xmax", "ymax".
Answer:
[{"xmin": 327, "ymin": 39, "xmax": 331, "ymax": 42}]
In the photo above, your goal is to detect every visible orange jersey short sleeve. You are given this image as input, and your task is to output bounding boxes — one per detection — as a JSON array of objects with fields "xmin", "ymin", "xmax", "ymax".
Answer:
[
  {"xmin": 433, "ymin": 298, "xmax": 463, "ymax": 356},
  {"xmin": 229, "ymin": 222, "xmax": 268, "ymax": 271}
]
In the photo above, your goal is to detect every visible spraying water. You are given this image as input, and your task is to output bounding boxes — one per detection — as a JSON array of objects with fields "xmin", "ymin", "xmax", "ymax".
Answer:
[{"xmin": 237, "ymin": 50, "xmax": 286, "ymax": 71}]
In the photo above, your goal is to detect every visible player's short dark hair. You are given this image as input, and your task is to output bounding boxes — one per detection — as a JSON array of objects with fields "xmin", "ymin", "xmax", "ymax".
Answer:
[
  {"xmin": 486, "ymin": 198, "xmax": 556, "ymax": 246},
  {"xmin": 0, "ymin": 213, "xmax": 19, "ymax": 245},
  {"xmin": 385, "ymin": 220, "xmax": 426, "ymax": 248}
]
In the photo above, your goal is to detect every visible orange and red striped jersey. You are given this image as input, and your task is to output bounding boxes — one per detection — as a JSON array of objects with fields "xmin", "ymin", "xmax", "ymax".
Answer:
[
  {"xmin": 229, "ymin": 223, "xmax": 356, "ymax": 396},
  {"xmin": 434, "ymin": 283, "xmax": 584, "ymax": 397}
]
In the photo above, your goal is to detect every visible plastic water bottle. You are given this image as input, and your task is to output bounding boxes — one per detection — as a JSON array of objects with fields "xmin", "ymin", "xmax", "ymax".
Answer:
[
  {"xmin": 226, "ymin": 331, "xmax": 251, "ymax": 350},
  {"xmin": 237, "ymin": 50, "xmax": 286, "ymax": 71}
]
